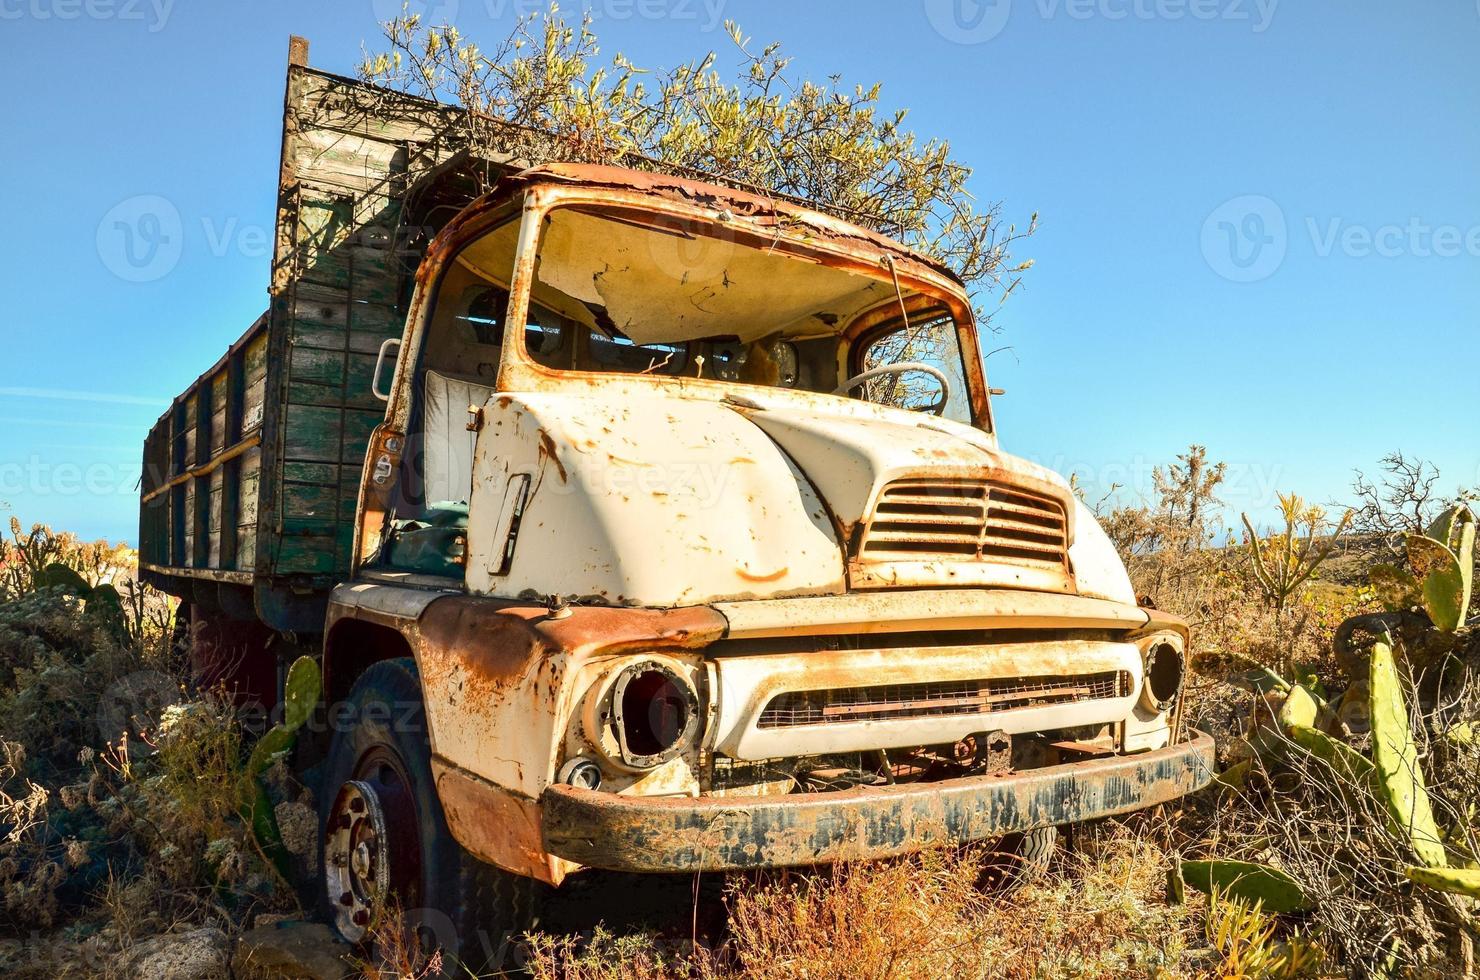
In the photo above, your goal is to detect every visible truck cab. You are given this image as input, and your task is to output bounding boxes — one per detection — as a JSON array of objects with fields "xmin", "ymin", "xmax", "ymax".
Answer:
[{"xmin": 317, "ymin": 163, "xmax": 1211, "ymax": 953}]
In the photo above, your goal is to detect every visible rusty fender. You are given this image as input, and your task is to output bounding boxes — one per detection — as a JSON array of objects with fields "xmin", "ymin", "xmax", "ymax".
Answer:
[
  {"xmin": 542, "ymin": 732, "xmax": 1215, "ymax": 873},
  {"xmin": 413, "ymin": 595, "xmax": 725, "ymax": 882},
  {"xmin": 413, "ymin": 597, "xmax": 725, "ymax": 735}
]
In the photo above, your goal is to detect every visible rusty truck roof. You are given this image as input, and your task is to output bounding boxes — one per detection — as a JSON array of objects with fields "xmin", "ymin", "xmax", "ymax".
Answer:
[{"xmin": 485, "ymin": 162, "xmax": 967, "ymax": 289}]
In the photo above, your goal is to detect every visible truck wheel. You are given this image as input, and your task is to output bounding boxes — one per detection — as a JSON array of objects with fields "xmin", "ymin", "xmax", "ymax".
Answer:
[
  {"xmin": 974, "ymin": 826, "xmax": 1058, "ymax": 894},
  {"xmin": 317, "ymin": 657, "xmax": 539, "ymax": 974}
]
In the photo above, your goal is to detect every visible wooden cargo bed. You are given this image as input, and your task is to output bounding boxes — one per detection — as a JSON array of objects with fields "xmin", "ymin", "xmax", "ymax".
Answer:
[{"xmin": 138, "ymin": 41, "xmax": 488, "ymax": 631}]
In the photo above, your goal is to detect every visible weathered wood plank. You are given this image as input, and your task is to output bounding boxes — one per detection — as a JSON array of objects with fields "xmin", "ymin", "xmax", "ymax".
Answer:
[
  {"xmin": 207, "ymin": 468, "xmax": 224, "ymax": 568},
  {"xmin": 281, "ymin": 482, "xmax": 339, "ymax": 521},
  {"xmin": 293, "ymin": 127, "xmax": 406, "ymax": 196},
  {"xmin": 181, "ymin": 481, "xmax": 196, "ymax": 566},
  {"xmin": 210, "ymin": 371, "xmax": 229, "ymax": 456},
  {"xmin": 292, "ymin": 70, "xmax": 461, "ymax": 146},
  {"xmin": 281, "ymin": 404, "xmax": 344, "ymax": 463}
]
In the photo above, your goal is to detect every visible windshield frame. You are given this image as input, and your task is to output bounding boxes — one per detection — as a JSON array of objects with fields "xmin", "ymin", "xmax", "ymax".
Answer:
[{"xmin": 493, "ymin": 181, "xmax": 994, "ymax": 431}]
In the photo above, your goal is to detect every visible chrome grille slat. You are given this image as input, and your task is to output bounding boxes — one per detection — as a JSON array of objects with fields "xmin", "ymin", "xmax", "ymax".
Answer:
[
  {"xmin": 758, "ymin": 671, "xmax": 1130, "ymax": 728},
  {"xmin": 858, "ymin": 478, "xmax": 1069, "ymax": 568},
  {"xmin": 872, "ymin": 512, "xmax": 983, "ymax": 527},
  {"xmin": 878, "ymin": 492, "xmax": 986, "ymax": 507},
  {"xmin": 868, "ymin": 529, "xmax": 983, "ymax": 545}
]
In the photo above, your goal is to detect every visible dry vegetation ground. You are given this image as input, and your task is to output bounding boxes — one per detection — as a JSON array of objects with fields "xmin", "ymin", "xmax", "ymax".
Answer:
[{"xmin": 2, "ymin": 449, "xmax": 1477, "ymax": 978}]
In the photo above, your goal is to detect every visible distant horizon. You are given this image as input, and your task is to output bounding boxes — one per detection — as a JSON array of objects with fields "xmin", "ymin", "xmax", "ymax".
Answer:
[{"xmin": 3, "ymin": 1, "xmax": 1477, "ymax": 542}]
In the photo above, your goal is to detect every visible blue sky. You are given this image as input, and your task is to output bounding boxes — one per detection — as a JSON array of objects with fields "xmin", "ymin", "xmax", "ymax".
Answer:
[{"xmin": 1, "ymin": 0, "xmax": 1477, "ymax": 542}]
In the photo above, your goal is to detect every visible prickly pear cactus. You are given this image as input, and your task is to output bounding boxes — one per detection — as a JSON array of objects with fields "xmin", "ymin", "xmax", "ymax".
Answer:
[
  {"xmin": 1406, "ymin": 865, "xmax": 1480, "ymax": 897},
  {"xmin": 281, "ymin": 656, "xmax": 320, "ymax": 731},
  {"xmin": 1288, "ymin": 724, "xmax": 1375, "ymax": 784},
  {"xmin": 240, "ymin": 656, "xmax": 322, "ymax": 880},
  {"xmin": 1369, "ymin": 563, "xmax": 1422, "ymax": 612},
  {"xmin": 1213, "ymin": 760, "xmax": 1254, "ymax": 791},
  {"xmin": 1278, "ymin": 685, "xmax": 1319, "ymax": 731},
  {"xmin": 1370, "ymin": 642, "xmax": 1446, "ymax": 868},
  {"xmin": 1179, "ymin": 859, "xmax": 1311, "ymax": 913},
  {"xmin": 34, "ymin": 563, "xmax": 129, "ymax": 642},
  {"xmin": 1405, "ymin": 505, "xmax": 1475, "ymax": 632},
  {"xmin": 244, "ymin": 656, "xmax": 321, "ymax": 778},
  {"xmin": 34, "ymin": 562, "xmax": 90, "ymax": 594}
]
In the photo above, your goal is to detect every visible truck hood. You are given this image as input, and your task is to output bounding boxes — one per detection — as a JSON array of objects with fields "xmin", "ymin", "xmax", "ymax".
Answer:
[
  {"xmin": 739, "ymin": 407, "xmax": 1072, "ymax": 539},
  {"xmin": 465, "ymin": 391, "xmax": 1081, "ymax": 608}
]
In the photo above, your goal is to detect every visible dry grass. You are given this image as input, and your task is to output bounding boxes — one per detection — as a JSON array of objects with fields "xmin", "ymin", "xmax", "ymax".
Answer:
[
  {"xmin": 526, "ymin": 828, "xmax": 1209, "ymax": 980},
  {"xmin": 354, "ymin": 898, "xmax": 449, "ymax": 980}
]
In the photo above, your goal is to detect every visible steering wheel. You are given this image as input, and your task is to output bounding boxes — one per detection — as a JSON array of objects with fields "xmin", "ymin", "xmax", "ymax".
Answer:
[{"xmin": 834, "ymin": 361, "xmax": 952, "ymax": 416}]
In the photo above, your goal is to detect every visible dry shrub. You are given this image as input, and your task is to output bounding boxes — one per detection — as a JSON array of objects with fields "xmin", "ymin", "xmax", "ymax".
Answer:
[
  {"xmin": 526, "ymin": 925, "xmax": 706, "ymax": 980},
  {"xmin": 0, "ymin": 520, "xmax": 295, "ymax": 957},
  {"xmin": 977, "ymin": 826, "xmax": 1203, "ymax": 978},
  {"xmin": 724, "ymin": 849, "xmax": 997, "ymax": 979},
  {"xmin": 150, "ymin": 699, "xmax": 248, "ymax": 847},
  {"xmin": 354, "ymin": 898, "xmax": 448, "ymax": 980},
  {"xmin": 527, "ymin": 829, "xmax": 1204, "ymax": 980},
  {"xmin": 1191, "ymin": 658, "xmax": 1480, "ymax": 977}
]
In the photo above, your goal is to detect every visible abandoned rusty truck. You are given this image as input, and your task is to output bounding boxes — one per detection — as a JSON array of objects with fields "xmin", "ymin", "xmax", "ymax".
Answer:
[{"xmin": 138, "ymin": 39, "xmax": 1213, "ymax": 961}]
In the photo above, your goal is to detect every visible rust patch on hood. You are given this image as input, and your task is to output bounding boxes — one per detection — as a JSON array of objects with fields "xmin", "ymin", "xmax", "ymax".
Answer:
[
  {"xmin": 419, "ymin": 595, "xmax": 727, "ymax": 672},
  {"xmin": 736, "ymin": 566, "xmax": 789, "ymax": 584}
]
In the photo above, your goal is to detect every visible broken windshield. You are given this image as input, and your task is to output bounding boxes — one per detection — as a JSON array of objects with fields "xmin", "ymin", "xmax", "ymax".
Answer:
[{"xmin": 500, "ymin": 205, "xmax": 975, "ymax": 422}]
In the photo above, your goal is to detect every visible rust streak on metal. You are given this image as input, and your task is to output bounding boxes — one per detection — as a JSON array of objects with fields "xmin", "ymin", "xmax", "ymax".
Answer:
[{"xmin": 536, "ymin": 428, "xmax": 568, "ymax": 483}]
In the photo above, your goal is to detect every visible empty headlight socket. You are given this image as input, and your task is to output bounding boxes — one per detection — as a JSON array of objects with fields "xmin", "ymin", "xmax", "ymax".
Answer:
[
  {"xmin": 584, "ymin": 659, "xmax": 702, "ymax": 771},
  {"xmin": 1138, "ymin": 635, "xmax": 1186, "ymax": 713}
]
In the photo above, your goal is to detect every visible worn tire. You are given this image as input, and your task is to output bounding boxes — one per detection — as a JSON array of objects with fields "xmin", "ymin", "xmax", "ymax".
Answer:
[
  {"xmin": 974, "ymin": 826, "xmax": 1058, "ymax": 894},
  {"xmin": 317, "ymin": 657, "xmax": 539, "ymax": 975}
]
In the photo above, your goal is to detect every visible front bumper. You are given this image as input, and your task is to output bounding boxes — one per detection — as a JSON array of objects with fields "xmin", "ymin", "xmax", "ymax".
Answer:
[{"xmin": 542, "ymin": 731, "xmax": 1214, "ymax": 872}]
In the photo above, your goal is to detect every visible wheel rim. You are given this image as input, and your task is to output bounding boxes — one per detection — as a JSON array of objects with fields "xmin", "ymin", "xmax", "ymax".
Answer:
[{"xmin": 324, "ymin": 749, "xmax": 422, "ymax": 943}]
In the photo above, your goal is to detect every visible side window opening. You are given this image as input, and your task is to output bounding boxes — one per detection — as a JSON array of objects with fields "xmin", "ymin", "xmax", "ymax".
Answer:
[
  {"xmin": 459, "ymin": 287, "xmax": 506, "ymax": 347},
  {"xmin": 450, "ymin": 285, "xmax": 571, "ymax": 370},
  {"xmin": 858, "ymin": 310, "xmax": 972, "ymax": 423}
]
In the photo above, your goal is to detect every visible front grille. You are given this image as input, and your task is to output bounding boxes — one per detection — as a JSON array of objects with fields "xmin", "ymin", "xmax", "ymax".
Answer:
[
  {"xmin": 857, "ymin": 479, "xmax": 1068, "ymax": 568},
  {"xmin": 757, "ymin": 671, "xmax": 1130, "ymax": 729}
]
